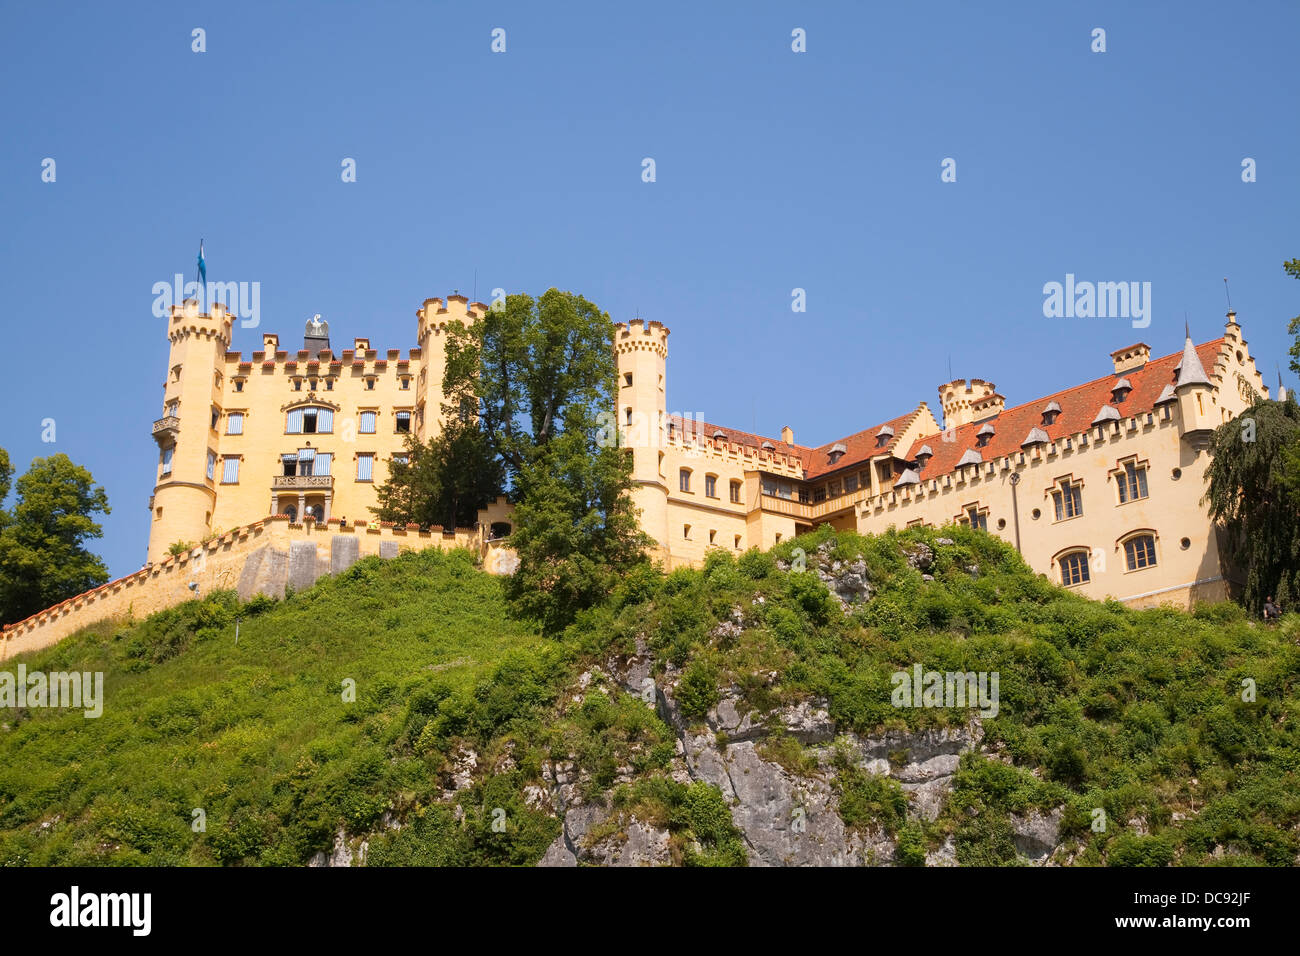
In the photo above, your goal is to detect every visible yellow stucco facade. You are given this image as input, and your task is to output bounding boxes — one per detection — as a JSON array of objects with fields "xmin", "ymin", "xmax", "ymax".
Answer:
[
  {"xmin": 1, "ymin": 298, "xmax": 1273, "ymax": 659},
  {"xmin": 616, "ymin": 312, "xmax": 1270, "ymax": 609},
  {"xmin": 146, "ymin": 295, "xmax": 499, "ymax": 564}
]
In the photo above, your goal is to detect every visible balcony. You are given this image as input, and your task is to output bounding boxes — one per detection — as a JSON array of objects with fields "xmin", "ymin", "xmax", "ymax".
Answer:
[
  {"xmin": 151, "ymin": 416, "xmax": 180, "ymax": 447},
  {"xmin": 272, "ymin": 474, "xmax": 334, "ymax": 491}
]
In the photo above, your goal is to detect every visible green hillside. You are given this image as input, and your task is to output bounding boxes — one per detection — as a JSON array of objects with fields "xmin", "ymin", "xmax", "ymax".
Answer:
[{"xmin": 2, "ymin": 528, "xmax": 1298, "ymax": 866}]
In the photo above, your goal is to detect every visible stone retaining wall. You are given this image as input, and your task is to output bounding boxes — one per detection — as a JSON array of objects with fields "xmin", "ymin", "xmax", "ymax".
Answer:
[{"xmin": 1, "ymin": 512, "xmax": 516, "ymax": 661}]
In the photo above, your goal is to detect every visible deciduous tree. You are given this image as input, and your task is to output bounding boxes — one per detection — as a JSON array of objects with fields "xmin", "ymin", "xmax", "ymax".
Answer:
[
  {"xmin": 0, "ymin": 453, "xmax": 111, "ymax": 626},
  {"xmin": 1205, "ymin": 396, "xmax": 1300, "ymax": 614}
]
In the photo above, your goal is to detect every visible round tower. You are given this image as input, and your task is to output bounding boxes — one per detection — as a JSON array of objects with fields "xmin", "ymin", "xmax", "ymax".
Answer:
[
  {"xmin": 415, "ymin": 295, "xmax": 488, "ymax": 441},
  {"xmin": 937, "ymin": 378, "xmax": 997, "ymax": 431},
  {"xmin": 614, "ymin": 319, "xmax": 670, "ymax": 557},
  {"xmin": 147, "ymin": 299, "xmax": 233, "ymax": 563}
]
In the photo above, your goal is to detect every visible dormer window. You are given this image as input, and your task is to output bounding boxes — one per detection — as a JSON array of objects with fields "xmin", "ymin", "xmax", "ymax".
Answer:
[
  {"xmin": 1041, "ymin": 401, "xmax": 1061, "ymax": 426},
  {"xmin": 975, "ymin": 423, "xmax": 995, "ymax": 448},
  {"xmin": 761, "ymin": 441, "xmax": 775, "ymax": 451},
  {"xmin": 914, "ymin": 444, "xmax": 933, "ymax": 470},
  {"xmin": 1111, "ymin": 378, "xmax": 1132, "ymax": 403},
  {"xmin": 828, "ymin": 441, "xmax": 847, "ymax": 465},
  {"xmin": 875, "ymin": 425, "xmax": 894, "ymax": 448}
]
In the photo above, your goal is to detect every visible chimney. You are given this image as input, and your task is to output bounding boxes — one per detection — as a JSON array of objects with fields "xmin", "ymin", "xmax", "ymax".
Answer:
[
  {"xmin": 1110, "ymin": 342, "xmax": 1150, "ymax": 375},
  {"xmin": 262, "ymin": 333, "xmax": 279, "ymax": 352},
  {"xmin": 780, "ymin": 425, "xmax": 794, "ymax": 444}
]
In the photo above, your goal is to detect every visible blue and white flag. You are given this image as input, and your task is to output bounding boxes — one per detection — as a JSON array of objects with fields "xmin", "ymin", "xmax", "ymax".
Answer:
[{"xmin": 197, "ymin": 240, "xmax": 206, "ymax": 286}]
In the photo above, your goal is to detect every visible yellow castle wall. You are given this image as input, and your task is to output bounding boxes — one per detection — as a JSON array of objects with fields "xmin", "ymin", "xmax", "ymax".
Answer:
[
  {"xmin": 2, "ymin": 509, "xmax": 517, "ymax": 661},
  {"xmin": 852, "ymin": 327, "xmax": 1265, "ymax": 609},
  {"xmin": 146, "ymin": 297, "xmax": 489, "ymax": 563}
]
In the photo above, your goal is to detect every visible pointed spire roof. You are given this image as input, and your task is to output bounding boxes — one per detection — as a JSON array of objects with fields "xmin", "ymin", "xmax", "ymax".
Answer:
[{"xmin": 1175, "ymin": 332, "xmax": 1212, "ymax": 388}]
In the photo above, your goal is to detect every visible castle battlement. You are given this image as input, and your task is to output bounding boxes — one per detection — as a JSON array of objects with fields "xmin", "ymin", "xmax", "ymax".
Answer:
[
  {"xmin": 615, "ymin": 319, "xmax": 670, "ymax": 357},
  {"xmin": 859, "ymin": 407, "xmax": 1179, "ymax": 520},
  {"xmin": 665, "ymin": 433, "xmax": 805, "ymax": 477}
]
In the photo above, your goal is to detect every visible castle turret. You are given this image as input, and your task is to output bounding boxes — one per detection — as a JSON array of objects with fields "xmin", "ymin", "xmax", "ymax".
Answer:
[
  {"xmin": 1174, "ymin": 325, "xmax": 1215, "ymax": 450},
  {"xmin": 614, "ymin": 319, "xmax": 670, "ymax": 556},
  {"xmin": 938, "ymin": 378, "xmax": 999, "ymax": 430},
  {"xmin": 415, "ymin": 294, "xmax": 489, "ymax": 441},
  {"xmin": 147, "ymin": 298, "xmax": 234, "ymax": 563}
]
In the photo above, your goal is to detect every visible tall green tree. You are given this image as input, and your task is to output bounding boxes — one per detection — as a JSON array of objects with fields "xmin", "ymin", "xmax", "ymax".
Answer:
[
  {"xmin": 505, "ymin": 429, "xmax": 649, "ymax": 634},
  {"xmin": 1285, "ymin": 258, "xmax": 1300, "ymax": 378},
  {"xmin": 371, "ymin": 418, "xmax": 503, "ymax": 531},
  {"xmin": 0, "ymin": 447, "xmax": 11, "ymax": 505},
  {"xmin": 445, "ymin": 289, "xmax": 650, "ymax": 632},
  {"xmin": 0, "ymin": 453, "xmax": 111, "ymax": 626},
  {"xmin": 1205, "ymin": 396, "xmax": 1300, "ymax": 614}
]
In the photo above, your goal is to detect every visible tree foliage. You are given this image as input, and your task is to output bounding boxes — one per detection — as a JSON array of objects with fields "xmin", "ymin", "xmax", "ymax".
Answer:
[
  {"xmin": 371, "ymin": 419, "xmax": 503, "ymax": 530},
  {"xmin": 1204, "ymin": 396, "xmax": 1300, "ymax": 613},
  {"xmin": 1285, "ymin": 258, "xmax": 1300, "ymax": 378},
  {"xmin": 444, "ymin": 289, "xmax": 651, "ymax": 632},
  {"xmin": 0, "ymin": 453, "xmax": 111, "ymax": 626}
]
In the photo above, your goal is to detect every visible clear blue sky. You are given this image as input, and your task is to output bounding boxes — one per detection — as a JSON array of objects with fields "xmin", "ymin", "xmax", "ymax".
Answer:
[{"xmin": 1, "ymin": 1, "xmax": 1297, "ymax": 579}]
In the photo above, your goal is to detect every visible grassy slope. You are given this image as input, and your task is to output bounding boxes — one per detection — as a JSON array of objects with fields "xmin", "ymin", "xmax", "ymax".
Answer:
[
  {"xmin": 0, "ymin": 549, "xmax": 565, "ymax": 865},
  {"xmin": 2, "ymin": 527, "xmax": 1299, "ymax": 866}
]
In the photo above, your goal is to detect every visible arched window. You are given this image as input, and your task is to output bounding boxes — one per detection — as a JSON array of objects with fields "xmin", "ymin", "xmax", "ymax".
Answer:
[
  {"xmin": 1122, "ymin": 532, "xmax": 1158, "ymax": 571},
  {"xmin": 287, "ymin": 405, "xmax": 334, "ymax": 434},
  {"xmin": 730, "ymin": 480, "xmax": 742, "ymax": 504},
  {"xmin": 679, "ymin": 468, "xmax": 692, "ymax": 492},
  {"xmin": 704, "ymin": 474, "xmax": 718, "ymax": 498},
  {"xmin": 1058, "ymin": 549, "xmax": 1091, "ymax": 586}
]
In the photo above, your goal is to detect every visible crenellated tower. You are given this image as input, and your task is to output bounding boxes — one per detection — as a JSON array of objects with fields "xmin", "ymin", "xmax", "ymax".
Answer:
[
  {"xmin": 614, "ymin": 319, "xmax": 670, "ymax": 556},
  {"xmin": 147, "ymin": 299, "xmax": 234, "ymax": 563},
  {"xmin": 937, "ymin": 378, "xmax": 1001, "ymax": 430},
  {"xmin": 415, "ymin": 294, "xmax": 489, "ymax": 441}
]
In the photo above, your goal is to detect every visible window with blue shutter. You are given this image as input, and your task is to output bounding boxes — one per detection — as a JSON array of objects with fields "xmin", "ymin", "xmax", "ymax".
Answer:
[
  {"xmin": 287, "ymin": 409, "xmax": 304, "ymax": 433},
  {"xmin": 227, "ymin": 412, "xmax": 244, "ymax": 435},
  {"xmin": 206, "ymin": 452, "xmax": 216, "ymax": 480},
  {"xmin": 161, "ymin": 447, "xmax": 173, "ymax": 475},
  {"xmin": 315, "ymin": 453, "xmax": 332, "ymax": 476},
  {"xmin": 359, "ymin": 411, "xmax": 376, "ymax": 434},
  {"xmin": 357, "ymin": 454, "xmax": 373, "ymax": 481},
  {"xmin": 317, "ymin": 408, "xmax": 333, "ymax": 433},
  {"xmin": 222, "ymin": 458, "xmax": 240, "ymax": 483}
]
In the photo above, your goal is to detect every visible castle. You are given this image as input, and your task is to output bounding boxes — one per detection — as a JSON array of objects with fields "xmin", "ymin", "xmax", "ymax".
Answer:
[
  {"xmin": 149, "ymin": 293, "xmax": 1267, "ymax": 610},
  {"xmin": 0, "ymin": 293, "xmax": 1272, "ymax": 657},
  {"xmin": 145, "ymin": 295, "xmax": 509, "ymax": 564},
  {"xmin": 616, "ymin": 312, "xmax": 1269, "ymax": 609}
]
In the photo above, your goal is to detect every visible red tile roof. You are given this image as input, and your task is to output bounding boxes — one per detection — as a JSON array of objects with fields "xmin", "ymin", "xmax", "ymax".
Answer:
[
  {"xmin": 685, "ymin": 418, "xmax": 811, "ymax": 467},
  {"xmin": 899, "ymin": 339, "xmax": 1224, "ymax": 481},
  {"xmin": 803, "ymin": 409, "xmax": 923, "ymax": 478},
  {"xmin": 684, "ymin": 408, "xmax": 925, "ymax": 478}
]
